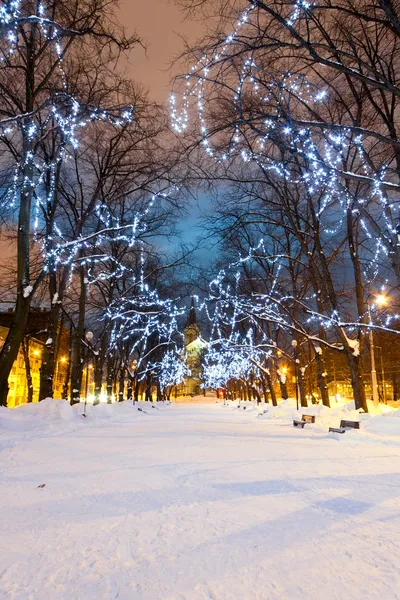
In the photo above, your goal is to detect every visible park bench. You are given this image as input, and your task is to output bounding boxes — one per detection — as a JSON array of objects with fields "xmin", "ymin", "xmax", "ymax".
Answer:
[
  {"xmin": 302, "ymin": 414, "xmax": 315, "ymax": 423},
  {"xmin": 329, "ymin": 420, "xmax": 360, "ymax": 434},
  {"xmin": 293, "ymin": 414, "xmax": 316, "ymax": 428}
]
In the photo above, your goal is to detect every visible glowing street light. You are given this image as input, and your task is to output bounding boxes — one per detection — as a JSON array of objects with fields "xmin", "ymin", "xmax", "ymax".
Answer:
[{"xmin": 375, "ymin": 294, "xmax": 388, "ymax": 307}]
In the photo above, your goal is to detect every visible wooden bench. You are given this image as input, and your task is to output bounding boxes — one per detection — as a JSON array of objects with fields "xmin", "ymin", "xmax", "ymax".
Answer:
[
  {"xmin": 293, "ymin": 414, "xmax": 316, "ymax": 428},
  {"xmin": 302, "ymin": 414, "xmax": 315, "ymax": 423},
  {"xmin": 340, "ymin": 420, "xmax": 360, "ymax": 429},
  {"xmin": 329, "ymin": 420, "xmax": 360, "ymax": 434}
]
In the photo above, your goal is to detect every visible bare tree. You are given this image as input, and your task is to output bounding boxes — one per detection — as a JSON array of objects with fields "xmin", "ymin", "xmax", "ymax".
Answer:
[{"xmin": 0, "ymin": 0, "xmax": 139, "ymax": 406}]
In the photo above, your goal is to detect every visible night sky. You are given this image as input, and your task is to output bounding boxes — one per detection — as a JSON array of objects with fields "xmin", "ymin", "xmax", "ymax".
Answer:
[
  {"xmin": 118, "ymin": 0, "xmax": 204, "ymax": 102},
  {"xmin": 118, "ymin": 1, "xmax": 214, "ymax": 267}
]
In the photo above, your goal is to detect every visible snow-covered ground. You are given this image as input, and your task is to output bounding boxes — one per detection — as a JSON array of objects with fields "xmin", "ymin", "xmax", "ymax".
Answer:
[{"xmin": 1, "ymin": 397, "xmax": 400, "ymax": 600}]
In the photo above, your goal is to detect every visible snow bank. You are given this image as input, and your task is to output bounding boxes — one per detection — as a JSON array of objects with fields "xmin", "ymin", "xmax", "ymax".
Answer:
[
  {"xmin": 218, "ymin": 397, "xmax": 399, "ymax": 442},
  {"xmin": 1, "ymin": 395, "xmax": 398, "ymax": 449},
  {"xmin": 362, "ymin": 410, "xmax": 400, "ymax": 438},
  {"xmin": 0, "ymin": 399, "xmax": 169, "ymax": 452},
  {"xmin": 2, "ymin": 398, "xmax": 170, "ymax": 427},
  {"xmin": 73, "ymin": 400, "xmax": 158, "ymax": 421},
  {"xmin": 0, "ymin": 399, "xmax": 76, "ymax": 434},
  {"xmin": 16, "ymin": 398, "xmax": 76, "ymax": 422}
]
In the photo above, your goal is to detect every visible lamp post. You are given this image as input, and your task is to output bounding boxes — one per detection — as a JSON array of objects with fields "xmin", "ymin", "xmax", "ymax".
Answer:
[
  {"xmin": 374, "ymin": 345, "xmax": 386, "ymax": 403},
  {"xmin": 367, "ymin": 294, "xmax": 387, "ymax": 407},
  {"xmin": 84, "ymin": 330, "xmax": 99, "ymax": 406},
  {"xmin": 129, "ymin": 359, "xmax": 137, "ymax": 405},
  {"xmin": 367, "ymin": 303, "xmax": 379, "ymax": 407},
  {"xmin": 82, "ymin": 330, "xmax": 94, "ymax": 416},
  {"xmin": 82, "ymin": 363, "xmax": 93, "ymax": 417}
]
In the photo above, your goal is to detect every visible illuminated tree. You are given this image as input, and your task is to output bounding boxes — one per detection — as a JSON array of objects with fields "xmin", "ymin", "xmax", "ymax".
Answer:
[
  {"xmin": 172, "ymin": 0, "xmax": 400, "ymax": 411},
  {"xmin": 157, "ymin": 350, "xmax": 191, "ymax": 399},
  {"xmin": 0, "ymin": 0, "xmax": 139, "ymax": 406}
]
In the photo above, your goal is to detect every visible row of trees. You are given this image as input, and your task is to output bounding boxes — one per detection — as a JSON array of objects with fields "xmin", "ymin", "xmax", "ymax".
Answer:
[
  {"xmin": 0, "ymin": 0, "xmax": 192, "ymax": 407},
  {"xmin": 171, "ymin": 0, "xmax": 400, "ymax": 412},
  {"xmin": 3, "ymin": 0, "xmax": 400, "ymax": 411}
]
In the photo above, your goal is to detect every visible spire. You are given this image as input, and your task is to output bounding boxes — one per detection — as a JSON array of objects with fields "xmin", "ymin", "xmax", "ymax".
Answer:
[{"xmin": 186, "ymin": 297, "xmax": 197, "ymax": 328}]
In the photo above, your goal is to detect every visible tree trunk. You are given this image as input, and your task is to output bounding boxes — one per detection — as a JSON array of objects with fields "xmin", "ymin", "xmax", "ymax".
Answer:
[
  {"xmin": 38, "ymin": 151, "xmax": 65, "ymax": 402},
  {"xmin": 145, "ymin": 372, "xmax": 152, "ymax": 401},
  {"xmin": 118, "ymin": 365, "xmax": 125, "ymax": 402},
  {"xmin": 392, "ymin": 372, "xmax": 399, "ymax": 402},
  {"xmin": 156, "ymin": 378, "xmax": 162, "ymax": 402},
  {"xmin": 315, "ymin": 351, "xmax": 330, "ymax": 407},
  {"xmin": 113, "ymin": 374, "xmax": 118, "ymax": 400},
  {"xmin": 62, "ymin": 323, "xmax": 73, "ymax": 401},
  {"xmin": 70, "ymin": 266, "xmax": 86, "ymax": 404},
  {"xmin": 246, "ymin": 382, "xmax": 253, "ymax": 401},
  {"xmin": 346, "ymin": 350, "xmax": 368, "ymax": 412},
  {"xmin": 298, "ymin": 369, "xmax": 308, "ymax": 408},
  {"xmin": 278, "ymin": 374, "xmax": 289, "ymax": 400},
  {"xmin": 22, "ymin": 338, "xmax": 33, "ymax": 404},
  {"xmin": 39, "ymin": 271, "xmax": 67, "ymax": 401},
  {"xmin": 106, "ymin": 356, "xmax": 114, "ymax": 403},
  {"xmin": 260, "ymin": 375, "xmax": 269, "ymax": 403},
  {"xmin": 0, "ymin": 29, "xmax": 36, "ymax": 408},
  {"xmin": 94, "ymin": 362, "xmax": 103, "ymax": 404},
  {"xmin": 127, "ymin": 376, "xmax": 133, "ymax": 402},
  {"xmin": 134, "ymin": 378, "xmax": 140, "ymax": 403},
  {"xmin": 266, "ymin": 371, "xmax": 278, "ymax": 406}
]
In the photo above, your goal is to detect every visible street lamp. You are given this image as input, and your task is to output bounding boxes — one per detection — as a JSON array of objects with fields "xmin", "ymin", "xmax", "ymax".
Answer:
[
  {"xmin": 82, "ymin": 330, "xmax": 94, "ymax": 416},
  {"xmin": 84, "ymin": 330, "xmax": 100, "ymax": 406},
  {"xmin": 129, "ymin": 359, "xmax": 137, "ymax": 405},
  {"xmin": 374, "ymin": 345, "xmax": 387, "ymax": 403},
  {"xmin": 367, "ymin": 294, "xmax": 388, "ymax": 407}
]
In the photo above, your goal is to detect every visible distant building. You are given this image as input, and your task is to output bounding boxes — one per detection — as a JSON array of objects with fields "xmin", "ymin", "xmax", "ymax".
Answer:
[
  {"xmin": 178, "ymin": 299, "xmax": 208, "ymax": 396},
  {"xmin": 0, "ymin": 307, "xmax": 70, "ymax": 407}
]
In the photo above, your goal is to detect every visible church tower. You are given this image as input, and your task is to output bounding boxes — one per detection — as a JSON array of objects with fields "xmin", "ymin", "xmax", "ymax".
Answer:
[
  {"xmin": 184, "ymin": 297, "xmax": 200, "ymax": 346},
  {"xmin": 182, "ymin": 298, "xmax": 207, "ymax": 397}
]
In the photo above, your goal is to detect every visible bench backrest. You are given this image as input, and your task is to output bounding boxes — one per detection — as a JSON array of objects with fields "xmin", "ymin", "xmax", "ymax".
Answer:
[
  {"xmin": 340, "ymin": 420, "xmax": 360, "ymax": 429},
  {"xmin": 302, "ymin": 414, "xmax": 315, "ymax": 423}
]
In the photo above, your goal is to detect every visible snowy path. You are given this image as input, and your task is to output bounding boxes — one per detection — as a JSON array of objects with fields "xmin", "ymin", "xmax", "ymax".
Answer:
[{"xmin": 1, "ymin": 401, "xmax": 400, "ymax": 600}]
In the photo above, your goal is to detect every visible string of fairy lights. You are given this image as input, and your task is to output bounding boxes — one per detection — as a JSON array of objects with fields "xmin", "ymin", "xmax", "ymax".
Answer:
[
  {"xmin": 170, "ymin": 0, "xmax": 400, "ymax": 392},
  {"xmin": 170, "ymin": 0, "xmax": 399, "ymax": 271},
  {"xmin": 0, "ymin": 1, "xmax": 193, "ymax": 393},
  {"xmin": 169, "ymin": 0, "xmax": 400, "ymax": 370},
  {"xmin": 0, "ymin": 1, "xmax": 141, "ymax": 285},
  {"xmin": 2, "ymin": 1, "xmax": 400, "ymax": 396},
  {"xmin": 106, "ymin": 283, "xmax": 189, "ymax": 389}
]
